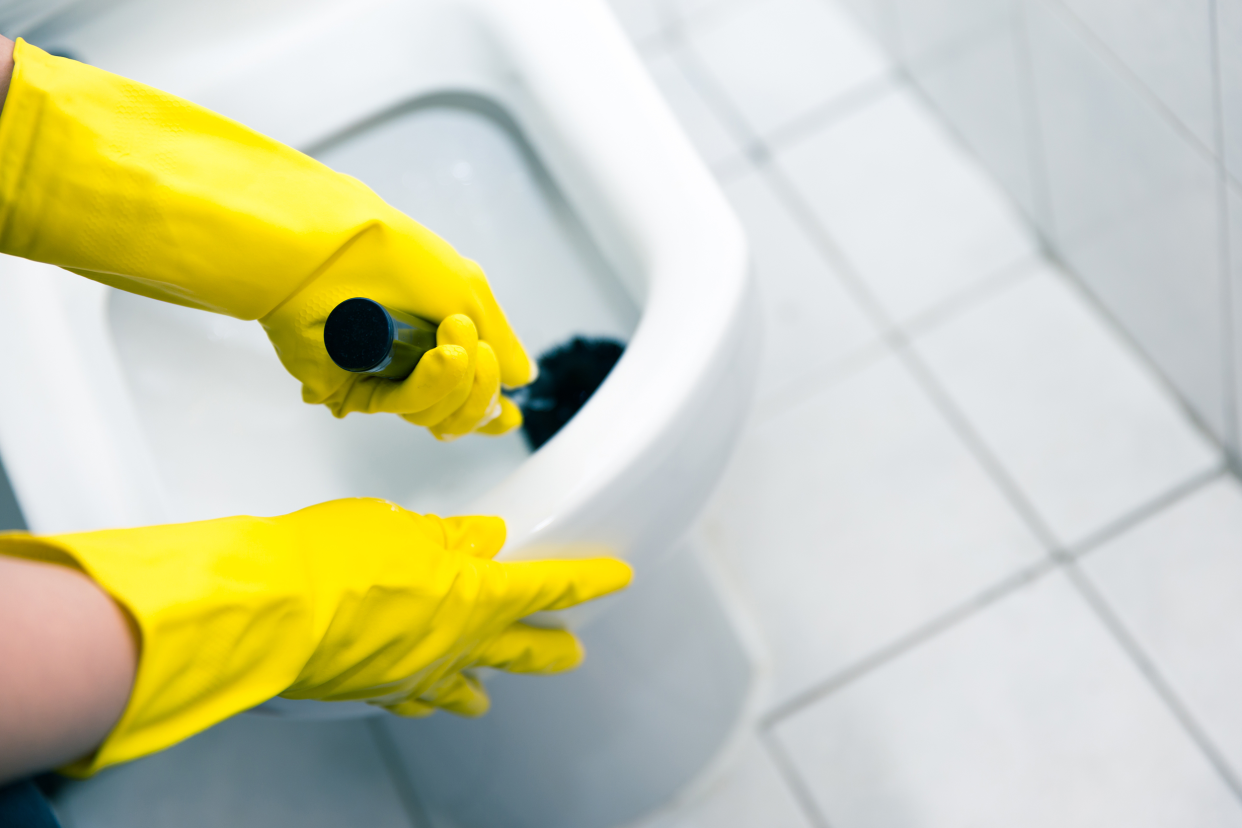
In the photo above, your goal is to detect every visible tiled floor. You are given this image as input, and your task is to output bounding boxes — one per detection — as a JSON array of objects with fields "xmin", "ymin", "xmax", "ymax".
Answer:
[
  {"xmin": 618, "ymin": 0, "xmax": 1242, "ymax": 825},
  {"xmin": 36, "ymin": 0, "xmax": 1242, "ymax": 825}
]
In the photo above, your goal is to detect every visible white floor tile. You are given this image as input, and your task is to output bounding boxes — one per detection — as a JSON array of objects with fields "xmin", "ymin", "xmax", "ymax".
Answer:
[
  {"xmin": 1025, "ymin": 0, "xmax": 1229, "ymax": 441},
  {"xmin": 722, "ymin": 169, "xmax": 880, "ymax": 399},
  {"xmin": 700, "ymin": 355, "xmax": 1044, "ymax": 706},
  {"xmin": 774, "ymin": 571, "xmax": 1242, "ymax": 828},
  {"xmin": 913, "ymin": 264, "xmax": 1220, "ymax": 547},
  {"xmin": 54, "ymin": 716, "xmax": 412, "ymax": 828},
  {"xmin": 604, "ymin": 0, "xmax": 680, "ymax": 44},
  {"xmin": 776, "ymin": 87, "xmax": 1036, "ymax": 321},
  {"xmin": 644, "ymin": 50, "xmax": 746, "ymax": 166},
  {"xmin": 639, "ymin": 738, "xmax": 813, "ymax": 828},
  {"xmin": 686, "ymin": 0, "xmax": 890, "ymax": 137},
  {"xmin": 605, "ymin": 0, "xmax": 731, "ymax": 44},
  {"xmin": 1084, "ymin": 476, "xmax": 1242, "ymax": 777}
]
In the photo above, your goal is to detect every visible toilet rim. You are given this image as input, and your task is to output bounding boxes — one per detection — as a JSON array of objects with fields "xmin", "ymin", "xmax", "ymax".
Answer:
[{"xmin": 0, "ymin": 0, "xmax": 754, "ymax": 569}]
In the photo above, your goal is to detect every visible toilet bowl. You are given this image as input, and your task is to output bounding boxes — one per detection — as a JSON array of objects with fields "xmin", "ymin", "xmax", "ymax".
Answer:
[{"xmin": 0, "ymin": 1, "xmax": 762, "ymax": 825}]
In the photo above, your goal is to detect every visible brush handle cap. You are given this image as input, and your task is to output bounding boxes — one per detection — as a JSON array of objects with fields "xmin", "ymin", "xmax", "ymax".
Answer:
[{"xmin": 323, "ymin": 298, "xmax": 437, "ymax": 380}]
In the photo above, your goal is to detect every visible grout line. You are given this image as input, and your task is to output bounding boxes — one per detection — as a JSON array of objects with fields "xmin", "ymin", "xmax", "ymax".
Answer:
[
  {"xmin": 710, "ymin": 152, "xmax": 755, "ymax": 183},
  {"xmin": 900, "ymin": 254, "xmax": 1041, "ymax": 340},
  {"xmin": 761, "ymin": 559, "xmax": 1058, "ymax": 727},
  {"xmin": 894, "ymin": 17, "xmax": 1013, "ymax": 78},
  {"xmin": 941, "ymin": 0, "xmax": 1224, "ymax": 454},
  {"xmin": 669, "ymin": 31, "xmax": 767, "ymax": 153},
  {"xmin": 895, "ymin": 339, "xmax": 1064, "ymax": 551},
  {"xmin": 757, "ymin": 461, "xmax": 1228, "ymax": 730},
  {"xmin": 1065, "ymin": 564, "xmax": 1242, "ymax": 802},
  {"xmin": 760, "ymin": 728, "xmax": 837, "ymax": 828},
  {"xmin": 1223, "ymin": 178, "xmax": 1240, "ymax": 461},
  {"xmin": 630, "ymin": 0, "xmax": 755, "ymax": 57},
  {"xmin": 751, "ymin": 339, "xmax": 894, "ymax": 424},
  {"xmin": 761, "ymin": 73, "xmax": 897, "ymax": 155},
  {"xmin": 860, "ymin": 1, "xmax": 1228, "ymax": 472},
  {"xmin": 1041, "ymin": 244, "xmax": 1232, "ymax": 455},
  {"xmin": 671, "ymin": 6, "xmax": 899, "ymax": 174},
  {"xmin": 1068, "ymin": 464, "xmax": 1228, "ymax": 560},
  {"xmin": 665, "ymin": 0, "xmax": 1242, "ymax": 807},
  {"xmin": 890, "ymin": 27, "xmax": 1053, "ymax": 238},
  {"xmin": 751, "ymin": 251, "xmax": 1044, "ymax": 426},
  {"xmin": 758, "ymin": 164, "xmax": 894, "ymax": 330},
  {"xmin": 1012, "ymin": 0, "xmax": 1060, "ymax": 247},
  {"xmin": 676, "ymin": 0, "xmax": 759, "ymax": 37},
  {"xmin": 366, "ymin": 719, "xmax": 432, "ymax": 828},
  {"xmin": 671, "ymin": 15, "xmax": 901, "ymax": 331},
  {"xmin": 1208, "ymin": 0, "xmax": 1241, "ymax": 458}
]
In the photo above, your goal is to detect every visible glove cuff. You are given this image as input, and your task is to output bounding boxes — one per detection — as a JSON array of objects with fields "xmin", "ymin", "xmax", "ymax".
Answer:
[{"xmin": 1, "ymin": 517, "xmax": 316, "ymax": 776}]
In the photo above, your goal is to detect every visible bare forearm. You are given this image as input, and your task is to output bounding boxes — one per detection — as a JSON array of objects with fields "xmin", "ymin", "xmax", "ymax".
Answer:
[
  {"xmin": 0, "ymin": 33, "xmax": 133, "ymax": 780},
  {"xmin": 0, "ymin": 555, "xmax": 137, "ymax": 783},
  {"xmin": 0, "ymin": 34, "xmax": 14, "ymax": 113}
]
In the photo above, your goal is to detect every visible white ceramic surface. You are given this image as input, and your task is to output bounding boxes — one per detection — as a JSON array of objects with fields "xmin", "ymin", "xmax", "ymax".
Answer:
[
  {"xmin": 1221, "ymin": 0, "xmax": 1242, "ymax": 183},
  {"xmin": 773, "ymin": 571, "xmax": 1242, "ymax": 828},
  {"xmin": 685, "ymin": 0, "xmax": 890, "ymax": 138},
  {"xmin": 914, "ymin": 263, "xmax": 1220, "ymax": 547},
  {"xmin": 721, "ymin": 169, "xmax": 880, "ymax": 402},
  {"xmin": 643, "ymin": 50, "xmax": 746, "ymax": 168},
  {"xmin": 1023, "ymin": 0, "xmax": 1229, "ymax": 439},
  {"xmin": 1059, "ymin": 0, "xmax": 1217, "ymax": 151},
  {"xmin": 907, "ymin": 18, "xmax": 1043, "ymax": 226},
  {"xmin": 775, "ymin": 86, "xmax": 1036, "ymax": 322},
  {"xmin": 640, "ymin": 739, "xmax": 813, "ymax": 828},
  {"xmin": 888, "ymin": 0, "xmax": 1012, "ymax": 64},
  {"xmin": 1083, "ymin": 477, "xmax": 1242, "ymax": 777},
  {"xmin": 53, "ymin": 717, "xmax": 413, "ymax": 828},
  {"xmin": 0, "ymin": 1, "xmax": 760, "ymax": 826},
  {"xmin": 27, "ymin": 1, "xmax": 1242, "ymax": 824},
  {"xmin": 0, "ymin": 0, "xmax": 757, "ymax": 580},
  {"xmin": 1233, "ymin": 184, "xmax": 1242, "ymax": 449},
  {"xmin": 701, "ymin": 354, "xmax": 1044, "ymax": 706}
]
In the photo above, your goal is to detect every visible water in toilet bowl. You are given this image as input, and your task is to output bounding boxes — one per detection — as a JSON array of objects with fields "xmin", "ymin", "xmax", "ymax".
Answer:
[{"xmin": 106, "ymin": 97, "xmax": 639, "ymax": 524}]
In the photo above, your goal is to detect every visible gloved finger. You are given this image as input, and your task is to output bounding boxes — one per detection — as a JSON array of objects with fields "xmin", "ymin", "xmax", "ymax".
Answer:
[
  {"xmin": 360, "ymin": 344, "xmax": 469, "ymax": 414},
  {"xmin": 376, "ymin": 696, "xmax": 435, "ymax": 718},
  {"xmin": 501, "ymin": 558, "xmax": 634, "ymax": 617},
  {"xmin": 430, "ymin": 341, "xmax": 501, "ymax": 439},
  {"xmin": 418, "ymin": 671, "xmax": 491, "ymax": 717},
  {"xmin": 475, "ymin": 623, "xmax": 584, "ymax": 674},
  {"xmin": 476, "ymin": 396, "xmax": 523, "ymax": 436},
  {"xmin": 440, "ymin": 515, "xmax": 506, "ymax": 559},
  {"xmin": 462, "ymin": 260, "xmax": 534, "ymax": 388},
  {"xmin": 401, "ymin": 315, "xmax": 478, "ymax": 428}
]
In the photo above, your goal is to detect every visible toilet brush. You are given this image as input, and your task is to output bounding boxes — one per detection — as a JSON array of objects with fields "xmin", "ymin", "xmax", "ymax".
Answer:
[
  {"xmin": 324, "ymin": 298, "xmax": 623, "ymax": 450},
  {"xmin": 323, "ymin": 297, "xmax": 439, "ymax": 379}
]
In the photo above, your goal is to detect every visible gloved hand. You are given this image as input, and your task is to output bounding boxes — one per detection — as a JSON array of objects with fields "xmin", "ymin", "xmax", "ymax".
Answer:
[
  {"xmin": 0, "ymin": 39, "xmax": 529, "ymax": 438},
  {"xmin": 0, "ymin": 498, "xmax": 631, "ymax": 776}
]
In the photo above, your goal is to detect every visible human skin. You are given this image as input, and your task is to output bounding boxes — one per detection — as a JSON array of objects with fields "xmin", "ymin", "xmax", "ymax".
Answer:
[
  {"xmin": 0, "ymin": 33, "xmax": 141, "ymax": 784},
  {"xmin": 0, "ymin": 555, "xmax": 138, "ymax": 784}
]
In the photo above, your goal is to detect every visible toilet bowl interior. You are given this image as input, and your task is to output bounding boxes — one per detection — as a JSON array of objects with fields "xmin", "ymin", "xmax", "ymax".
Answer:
[
  {"xmin": 107, "ymin": 95, "xmax": 639, "ymax": 524},
  {"xmin": 1, "ymin": 0, "xmax": 753, "ymax": 568}
]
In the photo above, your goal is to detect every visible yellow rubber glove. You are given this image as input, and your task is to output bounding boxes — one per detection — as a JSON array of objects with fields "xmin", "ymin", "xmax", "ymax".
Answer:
[
  {"xmin": 0, "ymin": 39, "xmax": 529, "ymax": 438},
  {"xmin": 0, "ymin": 498, "xmax": 631, "ymax": 776}
]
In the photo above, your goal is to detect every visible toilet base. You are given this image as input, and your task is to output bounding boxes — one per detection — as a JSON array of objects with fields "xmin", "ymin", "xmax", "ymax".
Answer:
[{"xmin": 376, "ymin": 540, "xmax": 762, "ymax": 828}]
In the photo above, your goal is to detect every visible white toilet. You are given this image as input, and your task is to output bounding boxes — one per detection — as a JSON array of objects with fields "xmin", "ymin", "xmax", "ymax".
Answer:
[{"xmin": 0, "ymin": 1, "xmax": 763, "ymax": 825}]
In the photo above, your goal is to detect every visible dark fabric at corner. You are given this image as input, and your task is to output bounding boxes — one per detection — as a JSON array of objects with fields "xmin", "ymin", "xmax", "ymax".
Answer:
[{"xmin": 0, "ymin": 779, "xmax": 62, "ymax": 828}]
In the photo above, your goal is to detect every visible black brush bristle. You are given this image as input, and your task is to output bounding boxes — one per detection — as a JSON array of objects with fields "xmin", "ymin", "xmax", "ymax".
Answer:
[{"xmin": 513, "ymin": 336, "xmax": 625, "ymax": 451}]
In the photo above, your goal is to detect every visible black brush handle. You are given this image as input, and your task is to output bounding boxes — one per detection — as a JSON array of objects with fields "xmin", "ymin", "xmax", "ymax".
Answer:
[{"xmin": 323, "ymin": 298, "xmax": 438, "ymax": 380}]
